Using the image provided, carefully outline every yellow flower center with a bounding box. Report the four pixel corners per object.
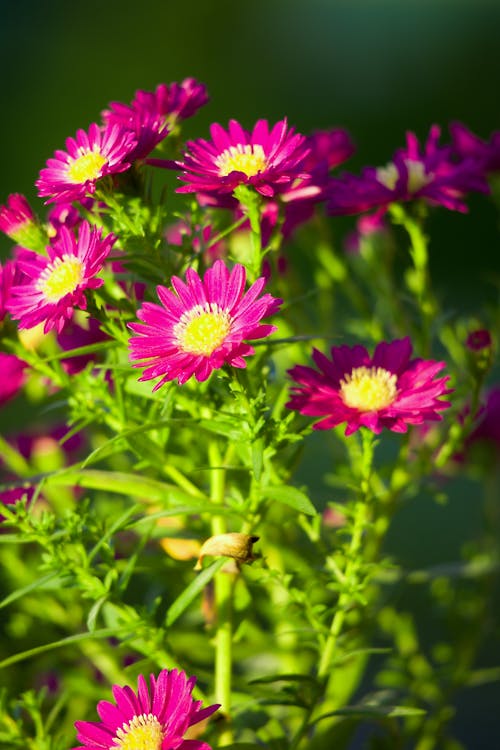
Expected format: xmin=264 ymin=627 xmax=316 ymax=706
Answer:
xmin=376 ymin=159 xmax=430 ymax=194
xmin=37 ymin=254 xmax=84 ymax=302
xmin=404 ymin=159 xmax=431 ymax=193
xmin=113 ymin=713 xmax=163 ymax=750
xmin=66 ymin=150 xmax=107 ymax=183
xmin=340 ymin=366 xmax=398 ymax=411
xmin=174 ymin=303 xmax=232 ymax=356
xmin=216 ymin=144 xmax=267 ymax=177
xmin=376 ymin=162 xmax=399 ymax=190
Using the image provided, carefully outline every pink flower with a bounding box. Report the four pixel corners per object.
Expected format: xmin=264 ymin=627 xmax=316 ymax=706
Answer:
xmin=129 ymin=259 xmax=282 ymax=386
xmin=0 ymin=259 xmax=17 ymax=320
xmin=7 ymin=221 xmax=115 ymax=333
xmin=175 ymin=118 xmax=311 ymax=199
xmin=287 ymin=337 xmax=452 ymax=435
xmin=103 ymin=78 xmax=209 ymax=159
xmin=36 ymin=123 xmax=137 ymax=204
xmin=73 ymin=668 xmax=219 ymax=750
xmin=450 ymin=122 xmax=500 ymax=173
xmin=327 ymin=125 xmax=489 ymax=216
xmin=0 ymin=353 xmax=26 ymax=406
xmin=0 ymin=193 xmax=39 ymax=245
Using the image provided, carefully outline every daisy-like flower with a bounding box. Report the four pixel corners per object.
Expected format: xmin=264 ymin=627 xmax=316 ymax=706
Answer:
xmin=36 ymin=123 xmax=137 ymax=204
xmin=287 ymin=337 xmax=452 ymax=435
xmin=129 ymin=259 xmax=282 ymax=386
xmin=73 ymin=668 xmax=219 ymax=750
xmin=327 ymin=125 xmax=489 ymax=216
xmin=7 ymin=221 xmax=115 ymax=333
xmin=175 ymin=118 xmax=311 ymax=199
xmin=450 ymin=122 xmax=500 ymax=173
xmin=103 ymin=78 xmax=209 ymax=160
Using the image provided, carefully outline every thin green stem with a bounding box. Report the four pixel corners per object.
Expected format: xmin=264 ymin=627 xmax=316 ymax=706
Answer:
xmin=208 ymin=440 xmax=234 ymax=744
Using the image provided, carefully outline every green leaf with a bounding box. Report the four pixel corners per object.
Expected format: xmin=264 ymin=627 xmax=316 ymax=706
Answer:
xmin=0 ymin=628 xmax=126 ymax=670
xmin=314 ymin=705 xmax=427 ymax=723
xmin=0 ymin=572 xmax=61 ymax=610
xmin=261 ymin=485 xmax=317 ymax=516
xmin=165 ymin=558 xmax=226 ymax=627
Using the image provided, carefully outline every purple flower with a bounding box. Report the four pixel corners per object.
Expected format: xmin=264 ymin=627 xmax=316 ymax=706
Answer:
xmin=36 ymin=123 xmax=137 ymax=204
xmin=7 ymin=221 xmax=115 ymax=333
xmin=175 ymin=118 xmax=311 ymax=199
xmin=287 ymin=337 xmax=452 ymax=435
xmin=466 ymin=329 xmax=492 ymax=352
xmin=450 ymin=122 xmax=500 ymax=173
xmin=0 ymin=353 xmax=26 ymax=406
xmin=72 ymin=668 xmax=219 ymax=750
xmin=103 ymin=78 xmax=209 ymax=160
xmin=129 ymin=259 xmax=282 ymax=386
xmin=328 ymin=125 xmax=489 ymax=216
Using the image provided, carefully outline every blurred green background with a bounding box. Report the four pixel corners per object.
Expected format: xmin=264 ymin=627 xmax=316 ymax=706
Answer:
xmin=1 ymin=0 xmax=500 ymax=300
xmin=1 ymin=1 xmax=500 ymax=747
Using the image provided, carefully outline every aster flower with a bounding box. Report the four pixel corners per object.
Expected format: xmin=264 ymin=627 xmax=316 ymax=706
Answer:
xmin=175 ymin=118 xmax=311 ymax=199
xmin=73 ymin=668 xmax=219 ymax=750
xmin=129 ymin=259 xmax=282 ymax=386
xmin=103 ymin=78 xmax=209 ymax=160
xmin=450 ymin=122 xmax=500 ymax=173
xmin=287 ymin=337 xmax=452 ymax=435
xmin=0 ymin=353 xmax=26 ymax=406
xmin=0 ymin=259 xmax=16 ymax=320
xmin=327 ymin=125 xmax=489 ymax=216
xmin=7 ymin=221 xmax=115 ymax=333
xmin=0 ymin=193 xmax=44 ymax=248
xmin=36 ymin=123 xmax=137 ymax=204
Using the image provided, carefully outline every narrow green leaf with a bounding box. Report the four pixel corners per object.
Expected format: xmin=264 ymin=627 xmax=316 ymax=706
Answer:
xmin=261 ymin=485 xmax=317 ymax=516
xmin=0 ymin=628 xmax=126 ymax=670
xmin=0 ymin=572 xmax=61 ymax=610
xmin=165 ymin=558 xmax=226 ymax=627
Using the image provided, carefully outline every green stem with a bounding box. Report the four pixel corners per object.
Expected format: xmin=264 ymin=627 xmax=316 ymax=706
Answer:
xmin=318 ymin=430 xmax=375 ymax=681
xmin=208 ymin=440 xmax=234 ymax=743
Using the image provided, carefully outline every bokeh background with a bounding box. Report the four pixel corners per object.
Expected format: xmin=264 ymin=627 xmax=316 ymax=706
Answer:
xmin=1 ymin=1 xmax=500 ymax=747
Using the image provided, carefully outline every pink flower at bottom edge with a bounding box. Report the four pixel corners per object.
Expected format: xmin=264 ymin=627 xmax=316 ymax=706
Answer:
xmin=72 ymin=668 xmax=219 ymax=750
xmin=287 ymin=337 xmax=453 ymax=436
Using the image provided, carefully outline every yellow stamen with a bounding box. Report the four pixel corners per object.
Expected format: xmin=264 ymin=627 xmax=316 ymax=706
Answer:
xmin=405 ymin=159 xmax=431 ymax=193
xmin=340 ymin=366 xmax=398 ymax=411
xmin=66 ymin=150 xmax=107 ymax=183
xmin=113 ymin=713 xmax=163 ymax=750
xmin=37 ymin=254 xmax=84 ymax=303
xmin=376 ymin=162 xmax=399 ymax=190
xmin=216 ymin=144 xmax=267 ymax=177
xmin=174 ymin=303 xmax=232 ymax=356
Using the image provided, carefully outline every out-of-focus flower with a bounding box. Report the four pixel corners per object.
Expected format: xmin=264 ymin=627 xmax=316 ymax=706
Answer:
xmin=467 ymin=386 xmax=500 ymax=449
xmin=287 ymin=337 xmax=452 ymax=435
xmin=165 ymin=220 xmax=227 ymax=262
xmin=36 ymin=123 xmax=137 ymax=204
xmin=72 ymin=668 xmax=219 ymax=750
xmin=175 ymin=118 xmax=311 ymax=199
xmin=8 ymin=221 xmax=115 ymax=333
xmin=0 ymin=194 xmax=45 ymax=249
xmin=0 ymin=259 xmax=16 ymax=320
xmin=0 ymin=353 xmax=26 ymax=406
xmin=328 ymin=125 xmax=489 ymax=216
xmin=129 ymin=259 xmax=281 ymax=386
xmin=103 ymin=78 xmax=209 ymax=160
xmin=466 ymin=329 xmax=492 ymax=352
xmin=450 ymin=122 xmax=500 ymax=173
xmin=57 ymin=316 xmax=109 ymax=374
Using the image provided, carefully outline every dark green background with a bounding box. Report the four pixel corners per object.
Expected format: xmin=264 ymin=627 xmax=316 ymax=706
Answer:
xmin=1 ymin=1 xmax=499 ymax=747
xmin=2 ymin=0 xmax=500 ymax=299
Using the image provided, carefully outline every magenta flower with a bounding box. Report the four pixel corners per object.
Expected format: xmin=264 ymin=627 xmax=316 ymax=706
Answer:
xmin=287 ymin=337 xmax=452 ymax=435
xmin=175 ymin=118 xmax=311 ymax=199
xmin=7 ymin=221 xmax=115 ymax=333
xmin=129 ymin=259 xmax=282 ymax=386
xmin=327 ymin=125 xmax=489 ymax=216
xmin=450 ymin=122 xmax=500 ymax=173
xmin=0 ymin=259 xmax=16 ymax=320
xmin=73 ymin=668 xmax=219 ymax=750
xmin=103 ymin=78 xmax=209 ymax=160
xmin=0 ymin=353 xmax=26 ymax=406
xmin=36 ymin=123 xmax=137 ymax=204
xmin=0 ymin=193 xmax=40 ymax=246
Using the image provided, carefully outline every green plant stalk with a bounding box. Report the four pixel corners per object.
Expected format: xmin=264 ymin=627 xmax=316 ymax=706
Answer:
xmin=208 ymin=440 xmax=234 ymax=744
xmin=318 ymin=429 xmax=375 ymax=682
